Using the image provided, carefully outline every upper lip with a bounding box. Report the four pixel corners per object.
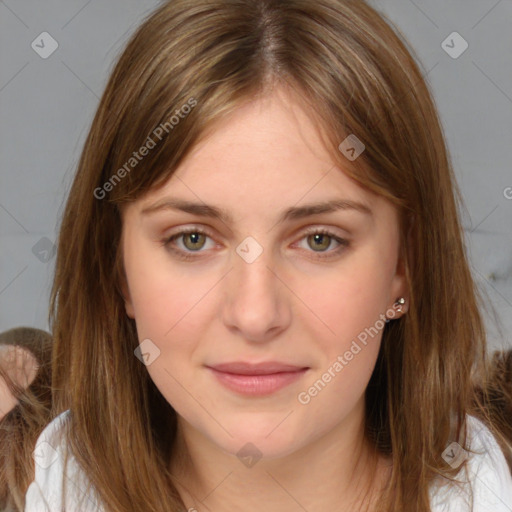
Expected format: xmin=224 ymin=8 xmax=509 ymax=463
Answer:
xmin=207 ymin=362 xmax=309 ymax=375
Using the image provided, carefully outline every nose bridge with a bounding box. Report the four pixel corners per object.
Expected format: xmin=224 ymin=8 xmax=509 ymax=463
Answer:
xmin=231 ymin=240 xmax=279 ymax=307
xmin=222 ymin=237 xmax=289 ymax=341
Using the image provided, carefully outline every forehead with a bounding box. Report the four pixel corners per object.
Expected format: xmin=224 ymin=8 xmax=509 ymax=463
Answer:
xmin=137 ymin=90 xmax=376 ymax=207
xmin=121 ymin=87 xmax=398 ymax=236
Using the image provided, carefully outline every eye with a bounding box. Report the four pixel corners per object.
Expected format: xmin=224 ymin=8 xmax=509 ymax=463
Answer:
xmin=295 ymin=228 xmax=349 ymax=258
xmin=162 ymin=227 xmax=216 ymax=260
xmin=162 ymin=226 xmax=349 ymax=261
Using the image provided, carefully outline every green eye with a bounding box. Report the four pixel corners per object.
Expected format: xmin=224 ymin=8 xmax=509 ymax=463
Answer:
xmin=163 ymin=227 xmax=349 ymax=262
xmin=163 ymin=228 xmax=214 ymax=260
xmin=307 ymin=233 xmax=332 ymax=251
xmin=182 ymin=232 xmax=207 ymax=251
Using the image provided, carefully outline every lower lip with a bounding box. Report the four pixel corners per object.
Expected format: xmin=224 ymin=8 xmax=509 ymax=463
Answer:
xmin=208 ymin=368 xmax=308 ymax=396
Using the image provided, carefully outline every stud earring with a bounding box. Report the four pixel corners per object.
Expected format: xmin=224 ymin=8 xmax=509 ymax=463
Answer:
xmin=395 ymin=297 xmax=406 ymax=313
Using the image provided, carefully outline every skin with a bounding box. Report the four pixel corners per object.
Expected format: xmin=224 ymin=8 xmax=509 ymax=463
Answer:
xmin=120 ymin=85 xmax=409 ymax=511
xmin=0 ymin=345 xmax=39 ymax=420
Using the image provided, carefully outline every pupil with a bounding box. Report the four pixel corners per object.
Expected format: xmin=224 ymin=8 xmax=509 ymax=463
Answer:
xmin=310 ymin=234 xmax=329 ymax=251
xmin=185 ymin=232 xmax=204 ymax=250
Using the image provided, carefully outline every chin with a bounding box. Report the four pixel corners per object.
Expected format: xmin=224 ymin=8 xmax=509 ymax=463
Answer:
xmin=208 ymin=419 xmax=305 ymax=462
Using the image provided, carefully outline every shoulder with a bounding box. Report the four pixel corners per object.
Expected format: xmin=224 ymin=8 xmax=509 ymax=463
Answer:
xmin=24 ymin=410 xmax=103 ymax=512
xmin=430 ymin=414 xmax=512 ymax=511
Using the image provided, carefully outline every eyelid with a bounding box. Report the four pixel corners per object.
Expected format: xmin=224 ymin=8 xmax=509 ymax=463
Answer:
xmin=297 ymin=225 xmax=348 ymax=239
xmin=162 ymin=225 xmax=217 ymax=249
xmin=291 ymin=226 xmax=349 ymax=259
xmin=164 ymin=225 xmax=214 ymax=239
xmin=162 ymin=223 xmax=349 ymax=240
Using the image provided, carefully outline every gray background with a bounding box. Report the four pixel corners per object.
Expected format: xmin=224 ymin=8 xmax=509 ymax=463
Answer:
xmin=1 ymin=0 xmax=511 ymax=350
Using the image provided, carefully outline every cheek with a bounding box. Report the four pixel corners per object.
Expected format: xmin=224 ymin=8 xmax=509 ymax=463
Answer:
xmin=290 ymin=250 xmax=392 ymax=414
xmin=294 ymin=251 xmax=391 ymax=351
xmin=124 ymin=239 xmax=215 ymax=339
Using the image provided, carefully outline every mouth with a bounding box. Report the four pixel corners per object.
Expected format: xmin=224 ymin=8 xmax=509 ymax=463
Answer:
xmin=206 ymin=362 xmax=310 ymax=396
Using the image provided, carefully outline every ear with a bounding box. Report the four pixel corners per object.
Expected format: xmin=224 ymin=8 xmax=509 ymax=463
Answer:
xmin=116 ymin=258 xmax=135 ymax=319
xmin=389 ymin=214 xmax=413 ymax=315
xmin=116 ymin=229 xmax=136 ymax=319
xmin=120 ymin=274 xmax=135 ymax=319
xmin=390 ymin=253 xmax=409 ymax=314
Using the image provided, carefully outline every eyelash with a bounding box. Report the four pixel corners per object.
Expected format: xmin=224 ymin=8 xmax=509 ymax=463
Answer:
xmin=161 ymin=226 xmax=349 ymax=262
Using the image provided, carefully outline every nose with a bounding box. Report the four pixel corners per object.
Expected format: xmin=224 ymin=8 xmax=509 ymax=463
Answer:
xmin=221 ymin=246 xmax=291 ymax=343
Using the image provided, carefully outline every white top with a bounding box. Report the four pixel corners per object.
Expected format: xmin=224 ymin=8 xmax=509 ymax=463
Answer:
xmin=25 ymin=411 xmax=512 ymax=511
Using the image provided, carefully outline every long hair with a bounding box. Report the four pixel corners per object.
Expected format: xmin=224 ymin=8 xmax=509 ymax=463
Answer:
xmin=49 ymin=1 xmax=512 ymax=510
xmin=0 ymin=327 xmax=53 ymax=512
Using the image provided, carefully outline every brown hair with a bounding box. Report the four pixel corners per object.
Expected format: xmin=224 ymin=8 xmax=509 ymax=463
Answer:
xmin=49 ymin=0 xmax=512 ymax=510
xmin=0 ymin=327 xmax=53 ymax=512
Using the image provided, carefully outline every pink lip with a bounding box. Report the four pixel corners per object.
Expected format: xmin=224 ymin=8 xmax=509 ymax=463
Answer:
xmin=206 ymin=362 xmax=309 ymax=396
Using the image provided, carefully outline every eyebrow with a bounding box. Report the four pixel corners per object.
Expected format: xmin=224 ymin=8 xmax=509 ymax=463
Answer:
xmin=141 ymin=197 xmax=373 ymax=224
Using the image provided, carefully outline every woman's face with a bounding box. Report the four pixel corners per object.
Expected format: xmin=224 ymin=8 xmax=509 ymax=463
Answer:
xmin=121 ymin=87 xmax=408 ymax=459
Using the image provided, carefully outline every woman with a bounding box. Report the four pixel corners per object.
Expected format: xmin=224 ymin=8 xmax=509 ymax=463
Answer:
xmin=24 ymin=0 xmax=512 ymax=510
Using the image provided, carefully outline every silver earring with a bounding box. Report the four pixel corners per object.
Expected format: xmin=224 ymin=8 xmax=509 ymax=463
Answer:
xmin=395 ymin=297 xmax=405 ymax=313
